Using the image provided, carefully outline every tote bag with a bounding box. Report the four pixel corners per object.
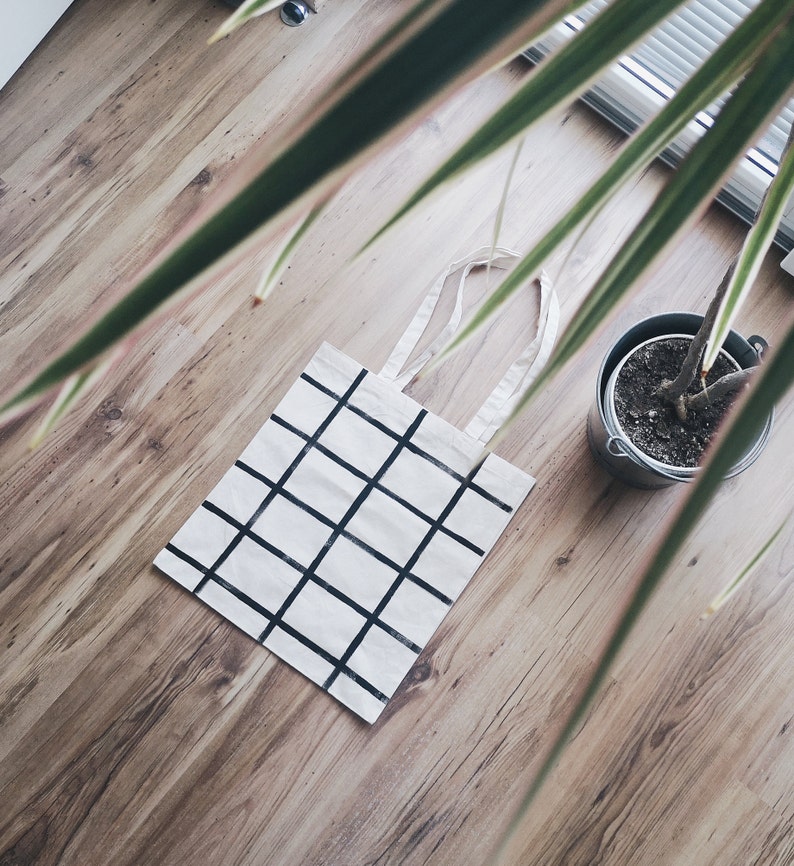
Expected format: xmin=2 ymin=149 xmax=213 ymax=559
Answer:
xmin=154 ymin=248 xmax=559 ymax=723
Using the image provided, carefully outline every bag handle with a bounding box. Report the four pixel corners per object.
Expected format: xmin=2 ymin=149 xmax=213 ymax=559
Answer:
xmin=464 ymin=268 xmax=558 ymax=443
xmin=379 ymin=247 xmax=559 ymax=444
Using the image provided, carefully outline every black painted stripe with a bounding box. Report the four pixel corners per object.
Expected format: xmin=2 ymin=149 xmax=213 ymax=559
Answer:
xmin=300 ymin=372 xmax=512 ymax=513
xmin=191 ymin=369 xmax=368 ymax=595
xmin=225 ymin=463 xmax=454 ymax=606
xmin=323 ymin=461 xmax=486 ymax=692
xmin=257 ymin=408 xmax=428 ymax=648
xmin=267 ymin=415 xmax=485 ymax=556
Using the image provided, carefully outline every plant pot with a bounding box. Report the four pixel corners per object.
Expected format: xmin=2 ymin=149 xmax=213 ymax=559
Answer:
xmin=587 ymin=312 xmax=774 ymax=489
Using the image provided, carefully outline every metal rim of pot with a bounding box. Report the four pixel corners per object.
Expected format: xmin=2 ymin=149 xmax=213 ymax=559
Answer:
xmin=603 ymin=333 xmax=742 ymax=481
xmin=587 ymin=312 xmax=775 ymax=489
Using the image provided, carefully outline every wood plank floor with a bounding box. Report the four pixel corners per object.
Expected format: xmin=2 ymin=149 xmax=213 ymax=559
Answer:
xmin=1 ymin=2 xmax=792 ymax=864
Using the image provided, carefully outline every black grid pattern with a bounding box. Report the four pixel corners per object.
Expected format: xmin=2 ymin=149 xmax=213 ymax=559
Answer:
xmin=156 ymin=348 xmax=530 ymax=723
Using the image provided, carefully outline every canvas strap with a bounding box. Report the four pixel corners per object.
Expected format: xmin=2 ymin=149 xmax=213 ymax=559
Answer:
xmin=379 ymin=247 xmax=560 ymax=444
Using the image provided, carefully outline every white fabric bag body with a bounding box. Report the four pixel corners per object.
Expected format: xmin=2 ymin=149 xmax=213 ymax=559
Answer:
xmin=154 ymin=249 xmax=559 ymax=723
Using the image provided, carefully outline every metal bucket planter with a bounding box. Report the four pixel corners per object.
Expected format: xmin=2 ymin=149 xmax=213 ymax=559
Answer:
xmin=587 ymin=312 xmax=774 ymax=489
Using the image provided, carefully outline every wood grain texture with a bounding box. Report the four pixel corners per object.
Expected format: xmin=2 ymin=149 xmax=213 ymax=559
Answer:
xmin=1 ymin=2 xmax=792 ymax=864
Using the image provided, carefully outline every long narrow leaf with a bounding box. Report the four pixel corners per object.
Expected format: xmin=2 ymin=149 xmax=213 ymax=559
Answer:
xmin=491 ymin=16 xmax=794 ymax=443
xmin=367 ymin=0 xmax=692 ymax=247
xmin=28 ymin=353 xmax=119 ymax=449
xmin=701 ymin=122 xmax=794 ymax=373
xmin=322 ymin=0 xmax=444 ymax=91
xmin=494 ymin=310 xmax=794 ymax=863
xmin=0 ymin=0 xmax=581 ymax=420
xmin=436 ymin=0 xmax=794 ymax=366
xmin=254 ymin=202 xmax=325 ymax=302
xmin=701 ymin=513 xmax=791 ymax=618
xmin=209 ymin=0 xmax=284 ymax=44
xmin=489 ymin=138 xmax=525 ymax=272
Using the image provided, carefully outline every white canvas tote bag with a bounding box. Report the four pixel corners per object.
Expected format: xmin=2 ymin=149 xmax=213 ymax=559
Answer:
xmin=154 ymin=248 xmax=559 ymax=723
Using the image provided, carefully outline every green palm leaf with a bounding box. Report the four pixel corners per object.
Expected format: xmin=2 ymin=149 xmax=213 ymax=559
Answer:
xmin=254 ymin=203 xmax=326 ymax=302
xmin=488 ymin=138 xmax=525 ymax=268
xmin=490 ymin=14 xmax=794 ymax=443
xmin=701 ymin=514 xmax=791 ymax=617
xmin=701 ymin=124 xmax=794 ymax=374
xmin=367 ymin=0 xmax=695 ymax=248
xmin=434 ymin=0 xmax=794 ymax=370
xmin=209 ymin=0 xmax=285 ymax=44
xmin=0 ymin=0 xmax=581 ymax=421
xmin=28 ymin=353 xmax=120 ymax=449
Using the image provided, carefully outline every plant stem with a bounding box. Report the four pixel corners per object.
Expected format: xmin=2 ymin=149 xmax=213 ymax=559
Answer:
xmin=657 ymin=120 xmax=794 ymax=418
xmin=685 ymin=366 xmax=755 ymax=411
xmin=656 ymin=261 xmax=735 ymax=415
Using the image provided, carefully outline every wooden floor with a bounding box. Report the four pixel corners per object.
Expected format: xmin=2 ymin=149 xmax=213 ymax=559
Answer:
xmin=1 ymin=2 xmax=793 ymax=864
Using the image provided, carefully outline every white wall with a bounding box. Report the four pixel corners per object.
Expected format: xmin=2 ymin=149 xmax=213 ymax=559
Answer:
xmin=1 ymin=0 xmax=74 ymax=91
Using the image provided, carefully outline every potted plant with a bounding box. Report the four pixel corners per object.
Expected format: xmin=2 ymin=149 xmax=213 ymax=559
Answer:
xmin=584 ymin=109 xmax=792 ymax=488
xmin=588 ymin=288 xmax=773 ymax=489
xmin=582 ymin=109 xmax=792 ymax=488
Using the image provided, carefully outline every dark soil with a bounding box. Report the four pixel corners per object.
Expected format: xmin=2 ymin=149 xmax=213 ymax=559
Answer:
xmin=613 ymin=337 xmax=738 ymax=468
